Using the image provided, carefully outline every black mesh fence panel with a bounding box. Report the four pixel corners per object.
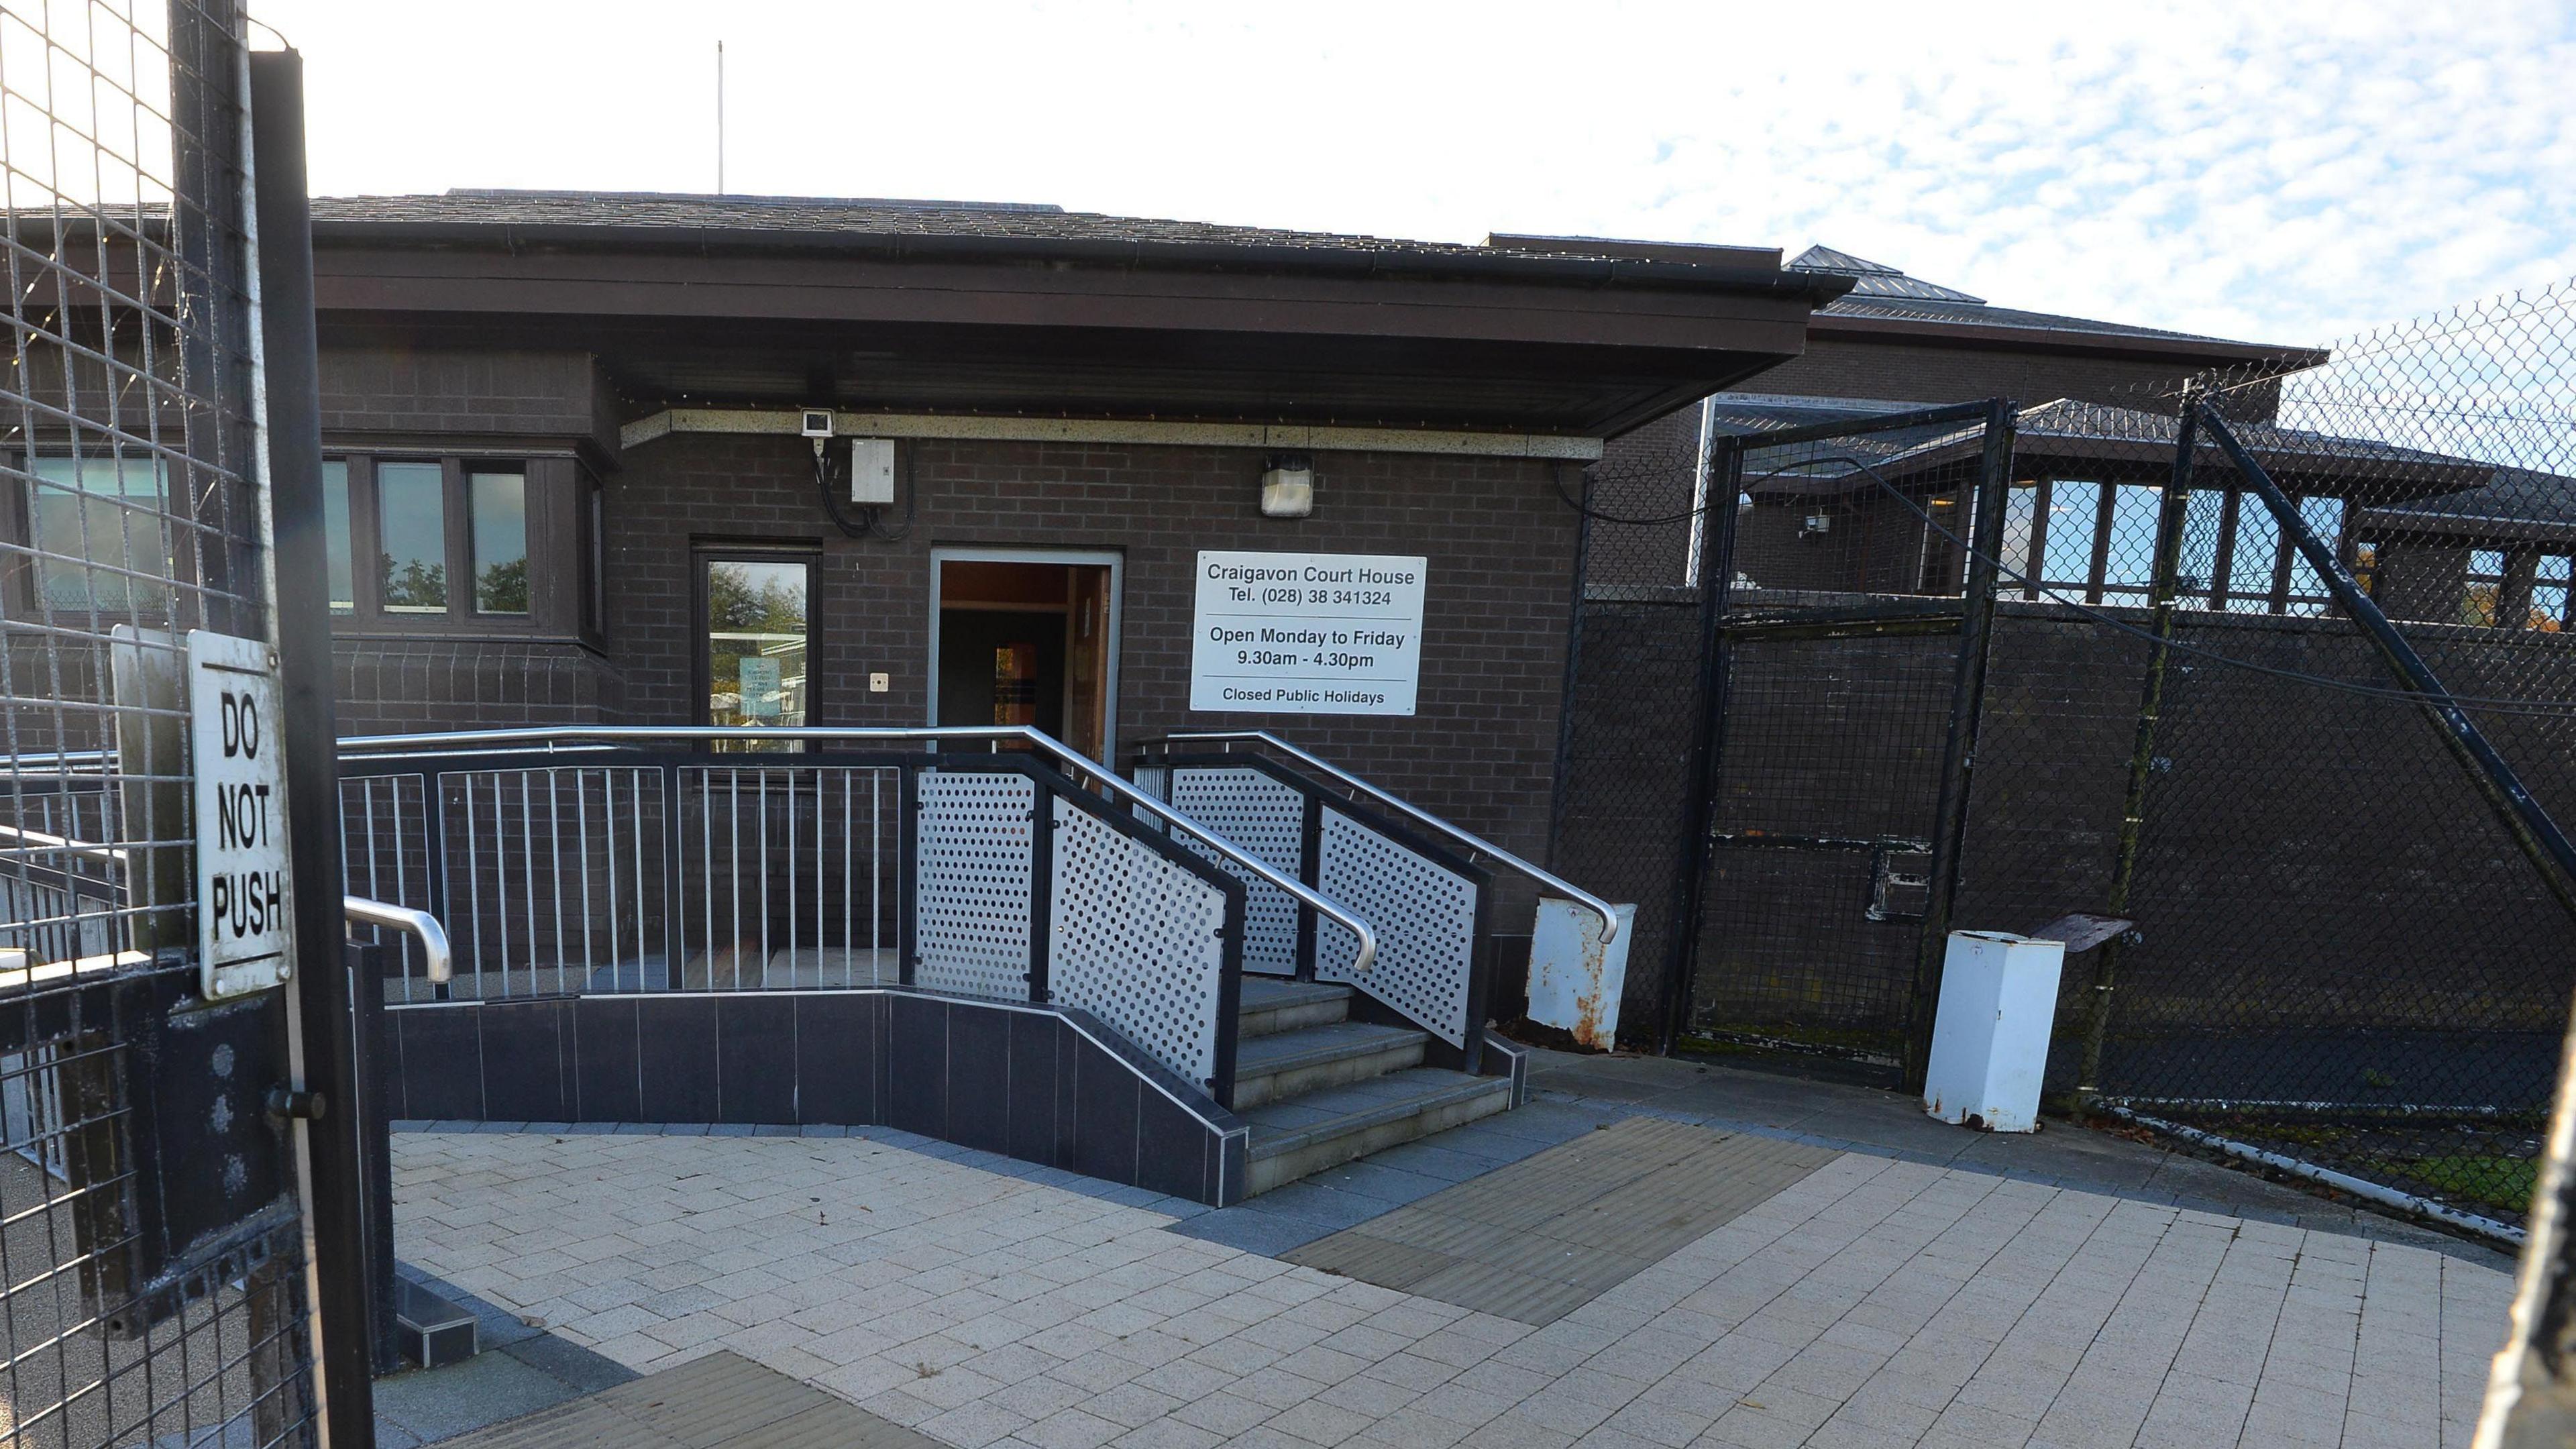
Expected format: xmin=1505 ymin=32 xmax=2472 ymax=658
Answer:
xmin=0 ymin=2 xmax=321 ymax=1441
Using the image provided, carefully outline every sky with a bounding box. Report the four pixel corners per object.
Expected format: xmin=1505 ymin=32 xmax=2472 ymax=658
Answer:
xmin=244 ymin=0 xmax=2576 ymax=350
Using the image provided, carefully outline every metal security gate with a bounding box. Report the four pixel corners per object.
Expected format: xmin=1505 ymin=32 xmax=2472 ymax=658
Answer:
xmin=1 ymin=5 xmax=358 ymax=1445
xmin=1552 ymin=399 xmax=2015 ymax=1074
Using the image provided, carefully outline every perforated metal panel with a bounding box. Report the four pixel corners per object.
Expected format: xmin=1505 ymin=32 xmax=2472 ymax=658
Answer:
xmin=914 ymin=769 xmax=1036 ymax=1000
xmin=1049 ymin=796 xmax=1232 ymax=1088
xmin=1170 ymin=767 xmax=1307 ymax=977
xmin=1316 ymin=808 xmax=1479 ymax=1046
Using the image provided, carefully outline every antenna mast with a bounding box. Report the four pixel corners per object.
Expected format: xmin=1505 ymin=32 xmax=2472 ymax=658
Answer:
xmin=716 ymin=40 xmax=726 ymax=193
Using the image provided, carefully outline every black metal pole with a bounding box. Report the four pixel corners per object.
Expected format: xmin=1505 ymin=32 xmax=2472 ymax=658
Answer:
xmin=1656 ymin=436 xmax=1743 ymax=1057
xmin=2202 ymin=408 xmax=2576 ymax=917
xmin=249 ymin=46 xmax=375 ymax=1445
xmin=2075 ymin=394 xmax=2200 ymax=1112
xmin=1902 ymin=398 xmax=2018 ymax=1092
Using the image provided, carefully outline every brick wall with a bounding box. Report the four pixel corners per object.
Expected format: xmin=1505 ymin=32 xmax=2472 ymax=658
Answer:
xmin=319 ymin=348 xmax=616 ymax=451
xmin=1553 ymin=590 xmax=2576 ymax=1069
xmin=602 ymin=431 xmax=1584 ymax=883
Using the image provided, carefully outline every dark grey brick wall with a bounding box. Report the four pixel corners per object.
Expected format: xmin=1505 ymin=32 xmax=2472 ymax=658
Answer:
xmin=1553 ymin=593 xmax=2576 ymax=1063
xmin=600 ymin=432 xmax=1582 ymax=882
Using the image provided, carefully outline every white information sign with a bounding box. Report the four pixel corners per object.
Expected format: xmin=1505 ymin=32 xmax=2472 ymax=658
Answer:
xmin=189 ymin=629 xmax=294 ymax=999
xmin=1189 ymin=550 xmax=1428 ymax=716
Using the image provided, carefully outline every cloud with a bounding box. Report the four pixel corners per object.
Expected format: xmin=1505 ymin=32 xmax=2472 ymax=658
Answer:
xmin=251 ymin=0 xmax=2576 ymax=347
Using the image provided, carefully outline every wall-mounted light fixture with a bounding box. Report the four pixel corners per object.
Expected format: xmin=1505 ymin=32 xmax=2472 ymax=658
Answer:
xmin=1260 ymin=452 xmax=1314 ymax=518
xmin=1801 ymin=512 xmax=1834 ymax=539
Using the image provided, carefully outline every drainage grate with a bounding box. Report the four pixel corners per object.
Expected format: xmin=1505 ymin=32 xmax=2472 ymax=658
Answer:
xmin=1287 ymin=1116 xmax=1836 ymax=1324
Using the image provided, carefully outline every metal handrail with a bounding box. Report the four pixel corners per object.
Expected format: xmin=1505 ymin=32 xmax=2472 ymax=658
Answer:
xmin=335 ymin=723 xmax=1380 ymax=974
xmin=344 ymin=896 xmax=452 ymax=985
xmin=1147 ymin=729 xmax=1621 ymax=943
xmin=0 ymin=821 xmax=455 ymax=985
xmin=0 ymin=821 xmax=127 ymax=865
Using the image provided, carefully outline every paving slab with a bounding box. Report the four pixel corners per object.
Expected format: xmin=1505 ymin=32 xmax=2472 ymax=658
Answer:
xmin=394 ymin=1118 xmax=2513 ymax=1448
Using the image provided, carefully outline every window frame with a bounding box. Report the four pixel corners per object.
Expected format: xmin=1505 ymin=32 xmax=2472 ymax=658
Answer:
xmin=319 ymin=451 xmax=575 ymax=636
xmin=693 ymin=543 xmax=822 ymax=735
xmin=9 ymin=450 xmax=184 ymax=621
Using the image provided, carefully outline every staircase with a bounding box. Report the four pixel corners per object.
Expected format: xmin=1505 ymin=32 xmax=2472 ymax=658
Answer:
xmin=1233 ymin=978 xmax=1515 ymax=1196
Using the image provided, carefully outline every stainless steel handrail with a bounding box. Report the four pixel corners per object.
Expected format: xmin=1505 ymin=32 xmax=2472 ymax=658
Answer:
xmin=0 ymin=822 xmax=456 ymax=985
xmin=1147 ymin=729 xmax=1621 ymax=943
xmin=0 ymin=821 xmax=127 ymax=865
xmin=345 ymin=896 xmax=453 ymax=985
xmin=336 ymin=723 xmax=1380 ymax=974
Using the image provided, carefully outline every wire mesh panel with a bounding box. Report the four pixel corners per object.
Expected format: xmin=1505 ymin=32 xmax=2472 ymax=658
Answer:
xmin=1167 ymin=765 xmax=1302 ymax=978
xmin=1 ymin=1 xmax=320 ymax=1443
xmin=913 ymin=767 xmax=1034 ymax=1001
xmin=1313 ymin=807 xmax=1480 ymax=1048
xmin=1048 ymin=794 xmax=1231 ymax=1091
xmin=1546 ymin=412 xmax=1713 ymax=1049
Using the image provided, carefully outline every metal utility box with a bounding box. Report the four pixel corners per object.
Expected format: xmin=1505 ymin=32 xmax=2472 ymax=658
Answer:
xmin=1526 ymin=899 xmax=1635 ymax=1051
xmin=1923 ymin=930 xmax=2065 ymax=1132
xmin=850 ymin=437 xmax=896 ymax=504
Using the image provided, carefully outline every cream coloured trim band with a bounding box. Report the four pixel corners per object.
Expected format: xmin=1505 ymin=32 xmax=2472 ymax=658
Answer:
xmin=619 ymin=407 xmax=1605 ymax=461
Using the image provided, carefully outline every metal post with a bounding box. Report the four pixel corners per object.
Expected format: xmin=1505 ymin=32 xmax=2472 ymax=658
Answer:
xmin=1902 ymin=398 xmax=2019 ymax=1091
xmin=661 ymin=761 xmax=686 ymax=986
xmin=346 ymin=939 xmax=397 ymax=1374
xmin=1656 ymin=437 xmax=1743 ymax=1056
xmin=2203 ymin=408 xmax=2576 ymax=915
xmin=1026 ymin=775 xmax=1054 ymax=1003
xmin=249 ymin=47 xmax=374 ymax=1443
xmin=2076 ymin=394 xmax=2200 ymax=1110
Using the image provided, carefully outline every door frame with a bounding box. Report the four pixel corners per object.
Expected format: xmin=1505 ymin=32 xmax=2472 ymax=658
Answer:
xmin=928 ymin=546 xmax=1124 ymax=758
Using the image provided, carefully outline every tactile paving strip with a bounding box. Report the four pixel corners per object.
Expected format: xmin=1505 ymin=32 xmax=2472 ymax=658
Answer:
xmin=444 ymin=1349 xmax=938 ymax=1448
xmin=1285 ymin=1116 xmax=1837 ymax=1326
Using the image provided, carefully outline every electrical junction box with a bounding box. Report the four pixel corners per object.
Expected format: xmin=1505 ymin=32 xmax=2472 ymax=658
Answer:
xmin=850 ymin=437 xmax=895 ymax=505
xmin=1922 ymin=930 xmax=2065 ymax=1132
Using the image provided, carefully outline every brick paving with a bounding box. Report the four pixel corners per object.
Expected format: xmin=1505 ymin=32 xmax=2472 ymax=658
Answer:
xmin=392 ymin=1126 xmax=2511 ymax=1448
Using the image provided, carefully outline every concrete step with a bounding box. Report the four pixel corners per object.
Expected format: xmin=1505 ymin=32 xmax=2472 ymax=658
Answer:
xmin=1231 ymin=1020 xmax=1428 ymax=1109
xmin=1242 ymin=1068 xmax=1514 ymax=1196
xmin=1237 ymin=977 xmax=1351 ymax=1038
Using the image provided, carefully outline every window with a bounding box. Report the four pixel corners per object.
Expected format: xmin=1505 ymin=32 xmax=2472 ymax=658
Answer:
xmin=2101 ymin=484 xmax=2164 ymax=602
xmin=2224 ymin=495 xmax=2282 ymax=613
xmin=325 ymin=453 xmax=568 ymax=630
xmin=2283 ymin=496 xmax=2343 ymax=616
xmin=2536 ymin=555 xmax=2571 ymax=632
xmin=469 ymin=469 xmax=527 ymax=615
xmin=2463 ymin=549 xmax=2505 ymax=627
xmin=25 ymin=455 xmax=170 ymax=612
xmin=376 ymin=461 xmax=447 ymax=613
xmin=322 ymin=460 xmax=354 ymax=614
xmin=2039 ymin=480 xmax=2099 ymax=590
xmin=2463 ymin=549 xmax=2574 ymax=631
xmin=702 ymin=555 xmax=810 ymax=745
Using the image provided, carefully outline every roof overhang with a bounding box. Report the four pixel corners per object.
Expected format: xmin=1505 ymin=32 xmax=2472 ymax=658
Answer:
xmin=303 ymin=220 xmax=1847 ymax=437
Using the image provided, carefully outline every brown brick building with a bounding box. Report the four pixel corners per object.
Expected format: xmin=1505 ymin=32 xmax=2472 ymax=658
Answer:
xmin=284 ymin=192 xmax=1851 ymax=892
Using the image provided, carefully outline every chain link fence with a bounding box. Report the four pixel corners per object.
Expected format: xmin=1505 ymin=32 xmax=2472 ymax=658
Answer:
xmin=2039 ymin=285 xmax=2576 ymax=1235
xmin=1 ymin=1 xmax=323 ymax=1442
xmin=1552 ymin=280 xmax=2576 ymax=1242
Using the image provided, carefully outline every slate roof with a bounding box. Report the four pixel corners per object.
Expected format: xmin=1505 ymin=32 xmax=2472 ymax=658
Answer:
xmin=305 ymin=191 xmax=1836 ymax=294
xmin=1785 ymin=245 xmax=2310 ymax=356
xmin=2369 ymin=469 xmax=2576 ymax=537
xmin=1708 ymin=392 xmax=2508 ymax=500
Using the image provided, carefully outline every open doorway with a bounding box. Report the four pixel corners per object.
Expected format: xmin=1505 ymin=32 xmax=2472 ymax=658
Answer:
xmin=930 ymin=549 xmax=1120 ymax=759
